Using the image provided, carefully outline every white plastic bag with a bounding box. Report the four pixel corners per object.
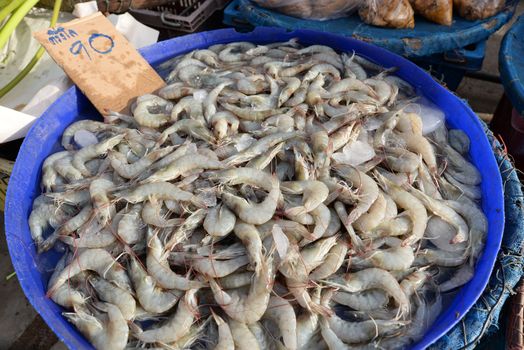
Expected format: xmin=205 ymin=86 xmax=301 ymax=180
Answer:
xmin=252 ymin=0 xmax=364 ymax=21
xmin=454 ymin=0 xmax=504 ymax=20
xmin=359 ymin=0 xmax=415 ymax=28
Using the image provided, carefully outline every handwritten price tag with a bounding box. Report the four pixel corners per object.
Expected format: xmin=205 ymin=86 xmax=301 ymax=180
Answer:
xmin=34 ymin=12 xmax=165 ymax=115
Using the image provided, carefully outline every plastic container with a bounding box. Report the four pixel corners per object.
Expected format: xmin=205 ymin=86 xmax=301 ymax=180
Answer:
xmin=128 ymin=0 xmax=229 ymax=32
xmin=413 ymin=40 xmax=486 ymax=90
xmin=236 ymin=0 xmax=517 ymax=58
xmin=223 ymin=0 xmax=253 ymax=31
xmin=492 ymin=14 xmax=524 ymax=170
xmin=5 ymin=27 xmax=504 ymax=350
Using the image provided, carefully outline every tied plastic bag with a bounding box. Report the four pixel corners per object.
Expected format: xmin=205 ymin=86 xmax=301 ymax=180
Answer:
xmin=410 ymin=0 xmax=453 ymax=25
xmin=454 ymin=0 xmax=504 ymax=20
xmin=252 ymin=0 xmax=364 ymax=21
xmin=359 ymin=0 xmax=415 ymax=28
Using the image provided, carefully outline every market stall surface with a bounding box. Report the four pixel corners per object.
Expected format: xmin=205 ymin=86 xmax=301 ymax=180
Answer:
xmin=1 ymin=2 xmax=523 ymax=348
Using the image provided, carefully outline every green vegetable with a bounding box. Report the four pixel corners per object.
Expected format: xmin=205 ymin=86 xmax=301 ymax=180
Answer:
xmin=0 ymin=0 xmax=63 ymax=99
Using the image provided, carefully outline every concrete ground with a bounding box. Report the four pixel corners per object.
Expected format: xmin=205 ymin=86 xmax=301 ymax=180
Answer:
xmin=1 ymin=3 xmax=523 ymax=349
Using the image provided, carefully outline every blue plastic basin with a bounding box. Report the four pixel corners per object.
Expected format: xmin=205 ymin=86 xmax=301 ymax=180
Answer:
xmin=5 ymin=27 xmax=504 ymax=350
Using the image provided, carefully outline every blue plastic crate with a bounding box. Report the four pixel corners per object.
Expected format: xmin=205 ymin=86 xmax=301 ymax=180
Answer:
xmin=413 ymin=40 xmax=487 ymax=90
xmin=223 ymin=0 xmax=253 ymax=31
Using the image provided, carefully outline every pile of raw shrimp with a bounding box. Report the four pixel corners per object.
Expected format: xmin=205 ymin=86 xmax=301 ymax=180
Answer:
xmin=30 ymin=39 xmax=487 ymax=350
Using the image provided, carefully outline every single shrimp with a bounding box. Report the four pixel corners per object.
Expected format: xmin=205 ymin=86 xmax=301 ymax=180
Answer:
xmin=89 ymin=178 xmax=115 ymax=227
xmin=63 ymin=303 xmax=128 ymax=350
xmin=278 ymin=77 xmax=301 ymax=107
xmin=331 ymin=289 xmax=389 ymax=311
xmin=89 ymin=275 xmax=136 ymax=320
xmin=217 ymin=271 xmax=253 ymax=290
xmin=303 ymin=203 xmax=332 ymax=244
xmin=146 ymin=229 xmax=205 ymax=290
xmin=158 ymin=82 xmax=195 ymax=100
xmin=323 ymin=268 xmax=410 ymax=317
xmin=233 ymin=221 xmax=263 ymax=272
xmin=29 ymin=196 xmax=72 ymax=248
xmin=47 ymin=254 xmax=85 ymax=307
xmin=72 ymin=134 xmax=124 ymax=176
xmin=61 ymin=120 xmax=120 ymax=150
xmin=325 ymin=301 xmax=406 ymax=344
xmin=144 ymin=154 xmax=224 ymax=183
xmin=353 ymin=192 xmax=387 ymax=233
xmin=159 ymin=119 xmax=215 ymax=145
xmin=209 ymin=168 xmax=281 ymax=225
xmin=296 ymin=288 xmax=322 ymax=349
xmin=445 ymin=199 xmax=487 ymax=266
xmin=61 ymin=226 xmax=116 ymax=249
xmin=228 ymin=319 xmax=261 ymax=350
xmin=109 ymin=146 xmax=174 ymax=179
xmin=209 ymin=253 xmax=274 ymax=324
xmin=164 ymin=209 xmax=208 ymax=251
xmin=264 ymin=295 xmax=297 ymax=350
xmin=141 ymin=198 xmax=184 ymax=227
xmin=132 ymin=95 xmax=173 ymax=128
xmin=116 ymin=204 xmax=144 ymax=245
xmin=211 ymin=310 xmax=235 ymax=350
xmin=246 ymin=142 xmax=285 ymax=169
xmin=41 ymin=151 xmax=70 ymax=191
xmin=211 ymin=111 xmax=240 ymax=140
xmin=54 ymin=155 xmax=84 ymax=182
xmin=204 ymin=203 xmax=237 ymax=238
xmin=334 ymin=164 xmax=379 ymax=225
xmin=117 ymin=182 xmax=194 ymax=203
xmin=136 ymin=289 xmax=199 ymax=343
xmin=410 ymin=187 xmax=469 ymax=244
xmin=356 ymin=244 xmax=415 ymax=271
xmin=375 ymin=172 xmax=427 ymax=246
xmin=192 ymin=255 xmax=250 ymax=278
xmin=49 ymin=249 xmax=131 ymax=294
xmin=310 ymin=241 xmax=348 ymax=280
xmin=334 ymin=201 xmax=364 ymax=251
xmin=282 ymin=180 xmax=329 ymax=216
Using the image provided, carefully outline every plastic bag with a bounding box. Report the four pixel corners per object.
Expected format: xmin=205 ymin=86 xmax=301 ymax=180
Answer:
xmin=454 ymin=0 xmax=504 ymax=20
xmin=252 ymin=0 xmax=364 ymax=21
xmin=359 ymin=0 xmax=415 ymax=28
xmin=410 ymin=0 xmax=453 ymax=25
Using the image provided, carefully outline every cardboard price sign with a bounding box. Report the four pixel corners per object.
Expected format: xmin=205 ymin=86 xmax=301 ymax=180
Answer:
xmin=34 ymin=12 xmax=165 ymax=115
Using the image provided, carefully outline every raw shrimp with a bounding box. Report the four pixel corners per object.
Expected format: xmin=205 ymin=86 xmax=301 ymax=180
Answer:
xmin=233 ymin=222 xmax=263 ymax=272
xmin=212 ymin=311 xmax=235 ymax=350
xmin=323 ymin=268 xmax=410 ymax=317
xmin=89 ymin=275 xmax=136 ymax=320
xmin=73 ymin=134 xmax=124 ymax=176
xmin=209 ymin=253 xmax=274 ymax=324
xmin=310 ymin=242 xmax=348 ymax=280
xmin=410 ymin=187 xmax=469 ymax=244
xmin=89 ymin=178 xmax=115 ymax=226
xmin=334 ymin=164 xmax=379 ymax=225
xmin=129 ymin=256 xmax=182 ymax=313
xmin=264 ymin=295 xmax=297 ymax=350
xmin=192 ymin=255 xmax=250 ymax=278
xmin=229 ymin=319 xmax=261 ymax=350
xmin=144 ymin=154 xmax=224 ymax=183
xmin=133 ymin=95 xmax=173 ymax=128
xmin=204 ymin=204 xmax=237 ymax=238
xmin=64 ymin=303 xmax=128 ymax=350
xmin=332 ymin=289 xmax=389 ymax=311
xmin=117 ymin=182 xmax=194 ymax=203
xmin=42 ymin=151 xmax=70 ymax=191
xmin=209 ymin=168 xmax=281 ymax=225
xmin=282 ymin=180 xmax=329 ymax=215
xmin=109 ymin=146 xmax=174 ymax=179
xmin=146 ymin=230 xmax=205 ymax=290
xmin=61 ymin=120 xmax=120 ymax=150
xmin=375 ymin=172 xmax=427 ymax=246
xmin=136 ymin=289 xmax=199 ymax=343
xmin=50 ymin=248 xmax=131 ymax=297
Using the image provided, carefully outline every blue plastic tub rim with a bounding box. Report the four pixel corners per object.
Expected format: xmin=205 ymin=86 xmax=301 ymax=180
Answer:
xmin=4 ymin=27 xmax=504 ymax=350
